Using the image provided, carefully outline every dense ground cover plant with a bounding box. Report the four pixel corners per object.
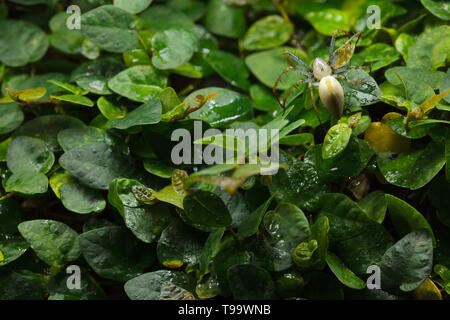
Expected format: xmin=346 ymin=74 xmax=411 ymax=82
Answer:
xmin=0 ymin=0 xmax=449 ymax=300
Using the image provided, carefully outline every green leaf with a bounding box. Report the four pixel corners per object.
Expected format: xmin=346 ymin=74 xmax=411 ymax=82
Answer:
xmin=59 ymin=143 xmax=135 ymax=190
xmin=270 ymin=151 xmax=329 ymax=211
xmin=152 ymin=29 xmax=198 ymax=70
xmin=242 ymin=15 xmax=293 ymax=51
xmin=381 ymin=229 xmax=433 ymax=292
xmin=57 ymin=126 xmax=127 ymax=153
xmin=157 ymin=219 xmax=205 ymax=268
xmin=199 ymin=227 xmax=226 ymax=277
xmin=203 ymin=50 xmax=250 ymax=90
xmin=183 ymin=190 xmax=232 ymax=227
xmin=114 ymin=0 xmax=152 ymax=14
xmin=139 ymin=5 xmax=195 ymax=33
xmin=18 ymin=219 xmax=80 ymax=267
xmin=51 ymin=95 xmax=94 ymax=107
xmin=0 ymin=271 xmax=46 ymax=300
xmin=407 ymin=25 xmax=450 ymax=70
xmin=7 ymin=136 xmax=54 ymax=174
xmin=0 ymin=235 xmax=29 ymax=267
xmin=205 ymin=0 xmax=246 ymax=38
xmin=358 ymin=191 xmax=387 ymax=223
xmin=70 ymin=59 xmax=124 ymax=95
xmin=377 ymin=141 xmax=446 ymax=190
xmin=322 ymin=123 xmax=352 ymax=159
xmin=47 ymin=80 xmax=88 ymax=96
xmin=326 ymin=252 xmax=366 ymax=290
xmin=237 ymin=194 xmax=274 ymax=239
xmin=227 ymin=264 xmax=275 ymax=300
xmin=335 ymin=222 xmax=394 ymax=276
xmin=124 ymin=270 xmax=196 ymax=300
xmin=4 ymin=171 xmax=49 ymax=195
xmin=305 ymin=9 xmax=350 ymax=36
xmin=47 ymin=267 xmax=106 ymax=300
xmin=385 ymin=194 xmax=436 ymax=247
xmin=353 ymin=43 xmax=400 ymax=72
xmin=245 ymin=47 xmax=307 ymax=90
xmin=109 ymin=100 xmax=162 ymax=130
xmin=315 ymin=193 xmax=372 ymax=242
xmin=81 ymin=5 xmax=139 ymax=53
xmin=60 ymin=181 xmax=106 ymax=214
xmin=420 ymin=0 xmax=450 ymax=21
xmin=440 ymin=68 xmax=450 ymax=104
xmin=385 ymin=67 xmax=444 ymax=90
xmin=0 ymin=20 xmax=49 ymax=67
xmin=97 ymin=96 xmax=127 ymax=119
xmin=143 ymin=158 xmax=175 ymax=178
xmin=263 ymin=203 xmax=311 ymax=253
xmin=108 ymin=65 xmax=168 ymax=103
xmin=13 ymin=115 xmax=85 ymax=152
xmin=340 ymin=69 xmax=381 ymax=108
xmin=185 ymin=87 xmax=252 ymax=128
xmin=0 ymin=103 xmax=24 ymax=134
xmin=79 ymin=226 xmax=155 ymax=282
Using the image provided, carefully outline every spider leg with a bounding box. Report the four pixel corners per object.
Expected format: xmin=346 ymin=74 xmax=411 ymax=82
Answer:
xmin=273 ymin=66 xmax=295 ymax=109
xmin=336 ymin=74 xmax=376 ymax=88
xmin=284 ymin=50 xmax=313 ymax=73
xmin=330 ymin=31 xmax=362 ymax=68
xmin=280 ymin=78 xmax=314 ymax=112
xmin=329 ymin=29 xmax=353 ymax=63
xmin=309 ymin=82 xmax=324 ymax=130
xmin=334 ymin=65 xmax=372 ymax=74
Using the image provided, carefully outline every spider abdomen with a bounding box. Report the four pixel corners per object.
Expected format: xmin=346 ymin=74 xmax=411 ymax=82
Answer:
xmin=318 ymin=76 xmax=344 ymax=119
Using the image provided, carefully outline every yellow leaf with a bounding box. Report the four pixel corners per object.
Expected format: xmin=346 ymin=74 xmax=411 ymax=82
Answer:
xmin=420 ymin=89 xmax=450 ymax=115
xmin=412 ymin=278 xmax=442 ymax=300
xmin=0 ymin=96 xmax=14 ymax=103
xmin=381 ymin=112 xmax=403 ymax=124
xmin=0 ymin=249 xmax=4 ymax=262
xmin=364 ymin=122 xmax=410 ymax=154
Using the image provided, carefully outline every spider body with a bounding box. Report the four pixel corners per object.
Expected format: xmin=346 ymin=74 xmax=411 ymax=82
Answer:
xmin=273 ymin=30 xmax=372 ymax=123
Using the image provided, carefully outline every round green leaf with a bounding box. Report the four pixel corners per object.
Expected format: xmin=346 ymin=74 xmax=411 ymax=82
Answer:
xmin=13 ymin=115 xmax=85 ymax=152
xmin=322 ymin=123 xmax=352 ymax=160
xmin=420 ymin=0 xmax=450 ymax=21
xmin=70 ymin=59 xmax=124 ymax=95
xmin=270 ymin=151 xmax=329 ymax=211
xmin=97 ymin=96 xmax=127 ymax=119
xmin=114 ymin=0 xmax=152 ymax=14
xmin=381 ymin=229 xmax=433 ymax=292
xmin=204 ymin=0 xmax=246 ymax=38
xmin=377 ymin=141 xmax=446 ymax=190
xmin=242 ymin=15 xmax=293 ymax=51
xmin=183 ymin=190 xmax=232 ymax=227
xmin=108 ymin=65 xmax=168 ymax=103
xmin=184 ymin=87 xmax=252 ymax=128
xmin=80 ymin=5 xmax=139 ymax=53
xmin=0 ymin=236 xmax=29 ymax=267
xmin=7 ymin=136 xmax=55 ymax=174
xmin=139 ymin=5 xmax=195 ymax=33
xmin=124 ymin=270 xmax=196 ymax=300
xmin=305 ymin=9 xmax=350 ymax=36
xmin=157 ymin=219 xmax=205 ymax=268
xmin=245 ymin=47 xmax=307 ymax=90
xmin=59 ymin=143 xmax=135 ymax=190
xmin=385 ymin=194 xmax=436 ymax=247
xmin=203 ymin=50 xmax=250 ymax=90
xmin=4 ymin=171 xmax=49 ymax=195
xmin=0 ymin=20 xmax=49 ymax=67
xmin=60 ymin=182 xmax=106 ymax=214
xmin=80 ymin=226 xmax=155 ymax=282
xmin=18 ymin=219 xmax=81 ymax=267
xmin=0 ymin=103 xmax=24 ymax=134
xmin=151 ymin=29 xmax=198 ymax=70
xmin=109 ymin=100 xmax=162 ymax=130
